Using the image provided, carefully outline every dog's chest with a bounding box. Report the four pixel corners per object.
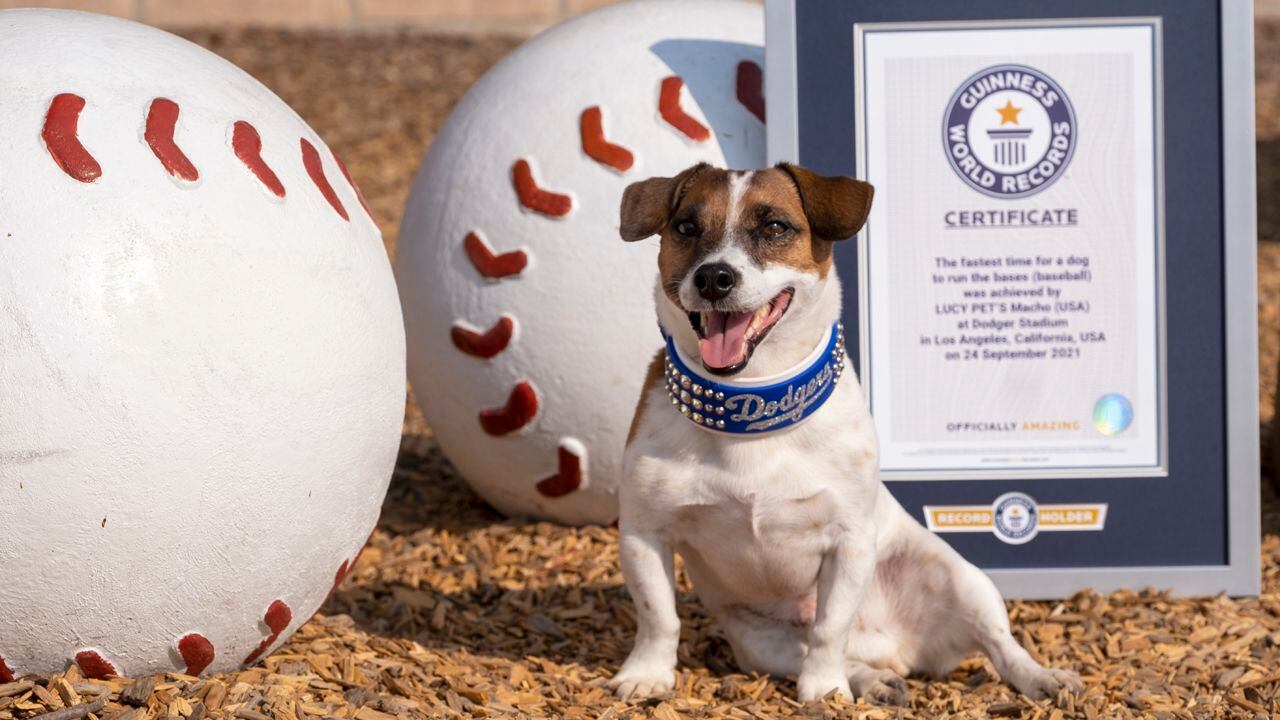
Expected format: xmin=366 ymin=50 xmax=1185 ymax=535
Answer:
xmin=656 ymin=452 xmax=842 ymax=596
xmin=667 ymin=450 xmax=842 ymax=539
xmin=627 ymin=389 xmax=878 ymax=595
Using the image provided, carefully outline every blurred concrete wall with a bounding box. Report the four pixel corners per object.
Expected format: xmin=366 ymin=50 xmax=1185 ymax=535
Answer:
xmin=0 ymin=0 xmax=1274 ymax=35
xmin=0 ymin=0 xmax=624 ymax=34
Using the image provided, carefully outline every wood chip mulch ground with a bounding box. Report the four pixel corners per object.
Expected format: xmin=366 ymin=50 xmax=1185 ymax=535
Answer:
xmin=6 ymin=26 xmax=1280 ymax=720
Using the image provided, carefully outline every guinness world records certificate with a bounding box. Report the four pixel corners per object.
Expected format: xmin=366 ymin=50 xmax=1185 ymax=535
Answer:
xmin=854 ymin=21 xmax=1164 ymax=478
xmin=765 ymin=0 xmax=1260 ymax=598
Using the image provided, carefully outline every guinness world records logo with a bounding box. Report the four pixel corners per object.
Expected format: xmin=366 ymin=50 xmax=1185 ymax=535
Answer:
xmin=992 ymin=492 xmax=1040 ymax=544
xmin=942 ymin=64 xmax=1077 ymax=199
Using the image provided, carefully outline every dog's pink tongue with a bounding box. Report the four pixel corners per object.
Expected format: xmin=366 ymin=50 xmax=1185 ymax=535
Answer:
xmin=699 ymin=310 xmax=754 ymax=369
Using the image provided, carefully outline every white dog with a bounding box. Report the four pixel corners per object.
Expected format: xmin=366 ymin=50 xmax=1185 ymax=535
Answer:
xmin=608 ymin=162 xmax=1082 ymax=705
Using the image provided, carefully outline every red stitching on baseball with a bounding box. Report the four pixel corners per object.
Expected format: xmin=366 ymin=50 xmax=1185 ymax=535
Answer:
xmin=479 ymin=381 xmax=539 ymax=436
xmin=232 ymin=121 xmax=286 ymax=197
xmin=332 ymin=151 xmax=375 ymax=223
xmin=464 ymin=232 xmax=527 ymax=279
xmin=242 ymin=599 xmax=292 ymax=665
xmin=301 ymin=138 xmax=349 ymax=221
xmin=0 ymin=655 xmax=12 ymax=683
xmin=74 ymin=650 xmax=117 ymax=680
xmin=580 ymin=106 xmax=634 ymax=172
xmin=536 ymin=444 xmax=583 ymax=498
xmin=177 ymin=633 xmax=215 ymax=676
xmin=332 ymin=552 xmax=359 ymax=594
xmin=145 ymin=98 xmax=199 ymax=182
xmin=659 ymin=76 xmax=710 ymax=142
xmin=42 ymin=93 xmax=101 ymax=183
xmin=512 ymin=159 xmax=572 ymax=217
xmin=736 ymin=61 xmax=766 ymax=123
xmin=452 ymin=315 xmax=515 ymax=359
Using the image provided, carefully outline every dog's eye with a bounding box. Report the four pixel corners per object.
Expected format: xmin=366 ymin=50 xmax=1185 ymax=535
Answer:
xmin=675 ymin=221 xmax=699 ymax=237
xmin=761 ymin=221 xmax=790 ymax=238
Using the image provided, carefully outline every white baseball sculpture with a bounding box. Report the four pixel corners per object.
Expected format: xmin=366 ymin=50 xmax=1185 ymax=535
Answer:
xmin=398 ymin=0 xmax=765 ymax=525
xmin=0 ymin=10 xmax=405 ymax=679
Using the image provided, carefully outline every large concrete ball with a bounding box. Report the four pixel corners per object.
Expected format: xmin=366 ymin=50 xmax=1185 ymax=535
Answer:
xmin=398 ymin=0 xmax=765 ymax=525
xmin=0 ymin=9 xmax=405 ymax=678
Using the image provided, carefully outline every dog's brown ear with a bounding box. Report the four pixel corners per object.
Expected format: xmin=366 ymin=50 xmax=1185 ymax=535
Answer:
xmin=619 ymin=163 xmax=709 ymax=241
xmin=777 ymin=163 xmax=874 ymax=241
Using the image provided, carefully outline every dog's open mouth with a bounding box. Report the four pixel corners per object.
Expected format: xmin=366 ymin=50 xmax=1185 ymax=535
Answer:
xmin=688 ymin=288 xmax=794 ymax=375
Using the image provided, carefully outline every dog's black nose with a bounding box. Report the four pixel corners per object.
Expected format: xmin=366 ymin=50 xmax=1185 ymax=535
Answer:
xmin=694 ymin=263 xmax=737 ymax=301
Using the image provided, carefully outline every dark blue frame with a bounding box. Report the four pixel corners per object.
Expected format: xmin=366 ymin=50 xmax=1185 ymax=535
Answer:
xmin=795 ymin=0 xmax=1225 ymax=568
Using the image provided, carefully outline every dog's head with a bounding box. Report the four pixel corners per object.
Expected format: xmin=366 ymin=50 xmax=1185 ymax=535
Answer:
xmin=619 ymin=163 xmax=873 ymax=375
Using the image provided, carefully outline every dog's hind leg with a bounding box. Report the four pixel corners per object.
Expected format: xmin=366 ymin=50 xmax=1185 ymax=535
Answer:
xmin=872 ymin=519 xmax=1081 ymax=700
xmin=945 ymin=555 xmax=1083 ymax=699
xmin=845 ymin=662 xmax=910 ymax=706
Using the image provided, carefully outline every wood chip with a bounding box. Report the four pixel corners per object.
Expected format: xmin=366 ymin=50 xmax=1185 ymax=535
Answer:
xmin=988 ymin=701 xmax=1026 ymax=717
xmin=351 ymin=708 xmax=395 ymax=720
xmin=28 ymin=696 xmax=105 ymax=720
xmin=119 ymin=677 xmax=156 ymax=708
xmin=111 ymin=707 xmax=149 ymax=720
xmin=53 ymin=680 xmax=81 ymax=708
xmin=201 ymin=682 xmax=226 ymax=712
xmin=0 ymin=683 xmax=35 ymax=700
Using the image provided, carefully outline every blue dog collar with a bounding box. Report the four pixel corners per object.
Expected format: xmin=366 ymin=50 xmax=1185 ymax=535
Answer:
xmin=663 ymin=323 xmax=845 ymax=436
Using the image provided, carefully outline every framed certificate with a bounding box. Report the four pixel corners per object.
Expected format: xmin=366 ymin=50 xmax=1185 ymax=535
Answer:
xmin=765 ymin=0 xmax=1259 ymax=597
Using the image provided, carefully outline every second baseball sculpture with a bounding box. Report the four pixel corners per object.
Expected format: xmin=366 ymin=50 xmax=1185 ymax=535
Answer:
xmin=0 ymin=9 xmax=405 ymax=678
xmin=398 ymin=0 xmax=766 ymax=524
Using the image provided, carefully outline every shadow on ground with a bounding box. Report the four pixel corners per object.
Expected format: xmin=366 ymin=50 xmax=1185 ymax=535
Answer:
xmin=378 ymin=436 xmax=504 ymax=534
xmin=323 ymin=434 xmax=749 ymax=680
xmin=341 ymin=431 xmax=1280 ymax=688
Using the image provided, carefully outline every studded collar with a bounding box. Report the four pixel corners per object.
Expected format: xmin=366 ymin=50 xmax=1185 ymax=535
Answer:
xmin=662 ymin=323 xmax=846 ymax=437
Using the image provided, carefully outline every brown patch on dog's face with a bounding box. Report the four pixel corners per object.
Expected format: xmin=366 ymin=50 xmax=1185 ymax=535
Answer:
xmin=655 ymin=166 xmax=734 ymax=305
xmin=728 ymin=168 xmax=834 ymax=280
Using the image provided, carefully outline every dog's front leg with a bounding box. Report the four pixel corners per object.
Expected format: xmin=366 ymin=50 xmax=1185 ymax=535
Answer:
xmin=609 ymin=527 xmax=680 ymax=699
xmin=797 ymin=528 xmax=875 ymax=703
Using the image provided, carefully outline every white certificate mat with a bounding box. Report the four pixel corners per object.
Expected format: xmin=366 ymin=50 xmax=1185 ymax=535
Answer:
xmin=854 ymin=20 xmax=1165 ymax=479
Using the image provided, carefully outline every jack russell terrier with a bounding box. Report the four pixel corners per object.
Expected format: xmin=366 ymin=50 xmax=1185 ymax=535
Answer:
xmin=608 ymin=162 xmax=1082 ymax=705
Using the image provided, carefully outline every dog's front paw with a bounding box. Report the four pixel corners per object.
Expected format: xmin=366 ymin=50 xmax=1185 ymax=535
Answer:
xmin=1010 ymin=666 xmax=1083 ymax=700
xmin=608 ymin=658 xmax=675 ymax=700
xmin=796 ymin=673 xmax=853 ymax=703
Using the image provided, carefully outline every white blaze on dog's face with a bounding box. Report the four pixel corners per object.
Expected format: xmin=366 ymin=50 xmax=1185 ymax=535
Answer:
xmin=619 ymin=163 xmax=874 ymax=375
